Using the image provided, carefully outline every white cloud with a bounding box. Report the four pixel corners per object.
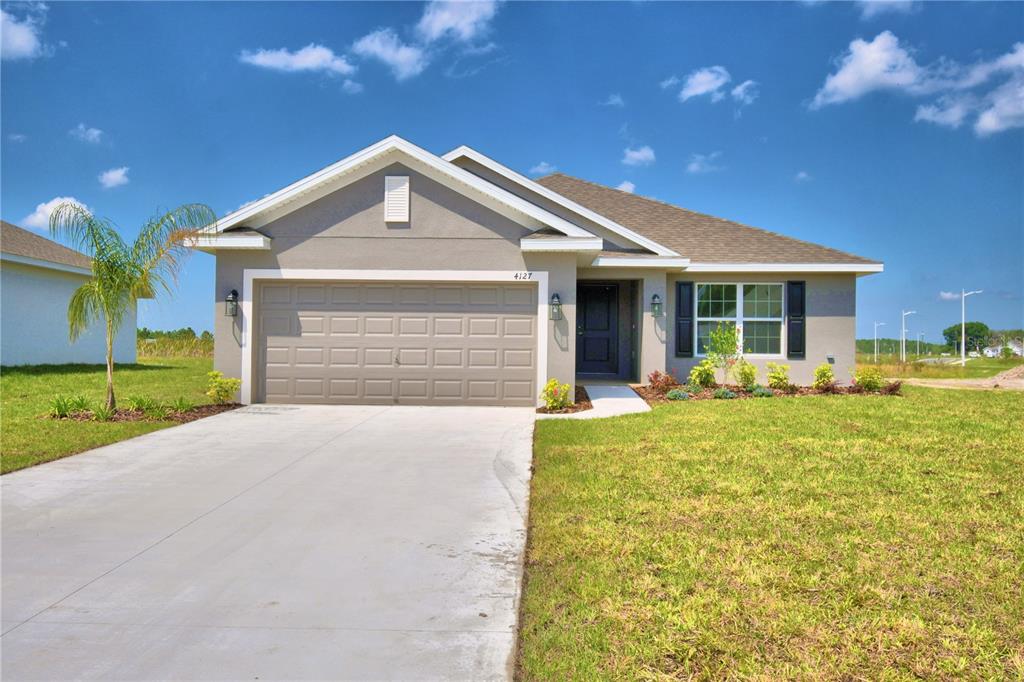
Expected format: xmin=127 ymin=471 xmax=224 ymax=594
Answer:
xmin=622 ymin=145 xmax=655 ymax=166
xmin=857 ymin=0 xmax=916 ymax=20
xmin=239 ymin=43 xmax=356 ymax=76
xmin=416 ymin=0 xmax=498 ymax=44
xmin=659 ymin=75 xmax=680 ymax=90
xmin=529 ymin=161 xmax=556 ymax=175
xmin=602 ymin=93 xmax=625 ymax=107
xmin=8 ymin=133 xmax=27 ymax=142
xmin=69 ymin=123 xmax=103 ymax=144
xmin=99 ymin=166 xmax=130 ymax=189
xmin=938 ymin=291 xmax=960 ymax=301
xmin=1 ymin=6 xmax=46 ymax=61
xmin=22 ymin=197 xmax=90 ymax=231
xmin=812 ymin=32 xmax=1024 ymax=136
xmin=686 ymin=151 xmax=723 ymax=174
xmin=679 ymin=66 xmax=731 ymax=102
xmin=795 ymin=171 xmax=813 ymax=183
xmin=352 ymin=28 xmax=428 ymax=81
xmin=616 ymin=181 xmax=635 ymax=193
xmin=731 ymin=80 xmax=759 ymax=105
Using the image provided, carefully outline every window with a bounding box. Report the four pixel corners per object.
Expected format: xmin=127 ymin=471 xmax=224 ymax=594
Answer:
xmin=695 ymin=283 xmax=784 ymax=355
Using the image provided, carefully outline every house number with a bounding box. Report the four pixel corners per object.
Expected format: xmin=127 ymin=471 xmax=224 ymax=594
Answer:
xmin=512 ymin=272 xmax=533 ymax=280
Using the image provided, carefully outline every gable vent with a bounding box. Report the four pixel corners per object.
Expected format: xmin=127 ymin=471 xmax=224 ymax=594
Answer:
xmin=384 ymin=175 xmax=410 ymax=222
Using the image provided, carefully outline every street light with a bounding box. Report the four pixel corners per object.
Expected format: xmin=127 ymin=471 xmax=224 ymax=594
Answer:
xmin=917 ymin=332 xmax=925 ymax=357
xmin=960 ymin=289 xmax=982 ymax=366
xmin=874 ymin=321 xmax=886 ymax=363
xmin=900 ymin=309 xmax=916 ymax=363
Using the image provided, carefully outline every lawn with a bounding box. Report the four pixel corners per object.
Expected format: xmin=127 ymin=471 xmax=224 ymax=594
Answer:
xmin=857 ymin=354 xmax=1024 ymax=379
xmin=1 ymin=357 xmax=213 ymax=474
xmin=520 ymin=386 xmax=1024 ymax=679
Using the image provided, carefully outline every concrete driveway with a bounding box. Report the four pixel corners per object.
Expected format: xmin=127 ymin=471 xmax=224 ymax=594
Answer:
xmin=2 ymin=404 xmax=535 ymax=681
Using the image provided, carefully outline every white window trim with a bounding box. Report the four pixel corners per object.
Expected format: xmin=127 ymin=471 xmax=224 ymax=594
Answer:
xmin=238 ymin=268 xmax=549 ymax=405
xmin=694 ymin=282 xmax=787 ymax=359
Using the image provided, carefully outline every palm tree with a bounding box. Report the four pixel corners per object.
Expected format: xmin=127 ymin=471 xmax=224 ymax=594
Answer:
xmin=49 ymin=202 xmax=216 ymax=409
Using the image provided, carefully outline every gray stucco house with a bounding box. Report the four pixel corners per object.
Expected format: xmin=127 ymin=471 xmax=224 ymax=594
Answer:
xmin=198 ymin=136 xmax=882 ymax=406
xmin=1 ymin=221 xmax=137 ymax=367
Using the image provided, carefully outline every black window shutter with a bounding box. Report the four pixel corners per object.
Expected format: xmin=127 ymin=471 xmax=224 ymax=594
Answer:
xmin=675 ymin=282 xmax=694 ymax=357
xmin=787 ymin=281 xmax=806 ymax=359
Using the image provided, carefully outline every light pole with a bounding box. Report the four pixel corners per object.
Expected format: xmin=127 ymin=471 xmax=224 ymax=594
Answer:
xmin=960 ymin=289 xmax=982 ymax=366
xmin=901 ymin=309 xmax=916 ymax=363
xmin=874 ymin=321 xmax=886 ymax=363
xmin=917 ymin=332 xmax=924 ymax=357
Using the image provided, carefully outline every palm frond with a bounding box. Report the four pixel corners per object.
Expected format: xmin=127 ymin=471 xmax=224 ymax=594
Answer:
xmin=49 ymin=203 xmax=127 ymax=263
xmin=131 ymin=204 xmax=216 ymax=299
xmin=66 ymin=281 xmax=103 ymax=341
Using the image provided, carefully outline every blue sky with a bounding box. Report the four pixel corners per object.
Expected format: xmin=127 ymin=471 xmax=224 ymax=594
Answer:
xmin=2 ymin=0 xmax=1021 ymax=341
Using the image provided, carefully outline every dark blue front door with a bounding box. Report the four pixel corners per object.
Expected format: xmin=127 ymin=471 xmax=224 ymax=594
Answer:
xmin=576 ymin=283 xmax=619 ymax=375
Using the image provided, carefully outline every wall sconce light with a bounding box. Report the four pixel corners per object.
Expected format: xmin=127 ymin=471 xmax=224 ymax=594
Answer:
xmin=225 ymin=289 xmax=239 ymax=317
xmin=549 ymin=293 xmax=563 ymax=321
xmin=650 ymin=293 xmax=663 ymax=318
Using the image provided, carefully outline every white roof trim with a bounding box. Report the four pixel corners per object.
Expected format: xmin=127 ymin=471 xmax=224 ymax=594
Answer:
xmin=213 ymin=135 xmax=595 ymax=240
xmin=0 ymin=252 xmax=92 ymax=276
xmin=684 ymin=262 xmax=884 ymax=273
xmin=443 ymin=145 xmax=679 ymax=257
xmin=520 ymin=236 xmax=603 ymax=252
xmin=192 ymin=234 xmax=272 ymax=253
xmin=590 ymin=256 xmax=690 ymax=269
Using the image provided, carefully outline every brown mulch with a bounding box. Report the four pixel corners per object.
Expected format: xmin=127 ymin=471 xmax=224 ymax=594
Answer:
xmin=52 ymin=403 xmax=242 ymax=423
xmin=634 ymin=383 xmax=897 ymax=405
xmin=536 ymin=386 xmax=593 ymax=414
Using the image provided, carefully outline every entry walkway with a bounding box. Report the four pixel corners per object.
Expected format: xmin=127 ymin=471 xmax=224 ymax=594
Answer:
xmin=538 ymin=384 xmax=651 ymax=420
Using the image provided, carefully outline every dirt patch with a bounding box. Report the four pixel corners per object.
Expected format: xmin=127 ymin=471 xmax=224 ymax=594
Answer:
xmin=536 ymin=386 xmax=593 ymax=414
xmin=901 ymin=364 xmax=1024 ymax=391
xmin=51 ymin=403 xmax=242 ymax=423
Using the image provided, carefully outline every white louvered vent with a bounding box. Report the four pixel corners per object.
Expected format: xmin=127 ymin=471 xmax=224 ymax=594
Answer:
xmin=384 ymin=175 xmax=410 ymax=222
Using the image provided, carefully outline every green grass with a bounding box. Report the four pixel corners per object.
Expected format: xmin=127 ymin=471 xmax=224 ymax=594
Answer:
xmin=520 ymin=387 xmax=1024 ymax=680
xmin=1 ymin=357 xmax=213 ymax=474
xmin=857 ymin=354 xmax=1024 ymax=379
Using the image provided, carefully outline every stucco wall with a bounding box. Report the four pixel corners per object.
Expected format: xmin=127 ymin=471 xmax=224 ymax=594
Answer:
xmin=0 ymin=261 xmax=137 ymax=366
xmin=214 ymin=163 xmax=577 ymax=393
xmin=666 ymin=273 xmax=857 ymax=386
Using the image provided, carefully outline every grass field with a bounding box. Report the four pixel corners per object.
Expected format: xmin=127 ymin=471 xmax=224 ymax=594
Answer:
xmin=1 ymin=357 xmax=213 ymax=474
xmin=520 ymin=387 xmax=1024 ymax=679
xmin=857 ymin=354 xmax=1024 ymax=379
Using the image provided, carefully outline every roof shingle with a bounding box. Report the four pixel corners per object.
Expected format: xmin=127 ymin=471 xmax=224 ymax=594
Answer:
xmin=535 ymin=173 xmax=879 ymax=265
xmin=1 ymin=221 xmax=92 ymax=270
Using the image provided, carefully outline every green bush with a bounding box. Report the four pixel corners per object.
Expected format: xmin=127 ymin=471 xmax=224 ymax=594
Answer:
xmin=168 ymin=396 xmax=195 ymax=412
xmin=766 ymin=362 xmax=791 ymax=390
xmin=125 ymin=395 xmax=160 ymax=412
xmin=812 ymin=363 xmax=836 ymax=391
xmin=206 ymin=371 xmax=242 ymax=404
xmin=92 ymin=403 xmax=115 ymax=422
xmin=751 ymin=384 xmax=774 ymax=398
xmin=713 ymin=387 xmax=737 ymax=400
xmin=541 ymin=378 xmax=573 ymax=410
xmin=688 ymin=359 xmax=717 ymax=388
xmin=735 ymin=358 xmax=757 ymax=389
xmin=852 ymin=366 xmax=885 ymax=392
xmin=665 ymin=388 xmax=690 ymax=401
xmin=49 ymin=395 xmax=74 ymax=418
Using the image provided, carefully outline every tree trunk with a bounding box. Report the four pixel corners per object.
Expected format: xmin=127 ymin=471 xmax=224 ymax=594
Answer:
xmin=105 ymin=319 xmax=116 ymax=410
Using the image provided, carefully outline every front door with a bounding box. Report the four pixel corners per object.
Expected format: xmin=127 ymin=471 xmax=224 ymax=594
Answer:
xmin=576 ymin=283 xmax=619 ymax=375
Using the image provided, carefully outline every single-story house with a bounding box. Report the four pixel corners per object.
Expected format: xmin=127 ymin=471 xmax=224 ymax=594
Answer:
xmin=0 ymin=221 xmax=136 ymax=366
xmin=196 ymin=136 xmax=882 ymax=406
xmin=983 ymin=340 xmax=1024 ymax=358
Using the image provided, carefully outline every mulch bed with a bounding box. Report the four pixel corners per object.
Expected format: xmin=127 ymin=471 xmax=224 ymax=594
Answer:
xmin=634 ymin=382 xmax=900 ymax=405
xmin=50 ymin=403 xmax=242 ymax=423
xmin=536 ymin=386 xmax=593 ymax=414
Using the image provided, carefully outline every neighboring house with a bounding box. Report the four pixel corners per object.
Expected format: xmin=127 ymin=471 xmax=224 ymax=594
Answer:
xmin=984 ymin=340 xmax=1024 ymax=357
xmin=0 ymin=221 xmax=136 ymax=366
xmin=197 ymin=136 xmax=882 ymax=406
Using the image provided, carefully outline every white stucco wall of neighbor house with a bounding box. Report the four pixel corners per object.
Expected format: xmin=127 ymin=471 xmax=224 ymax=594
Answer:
xmin=0 ymin=262 xmax=137 ymax=366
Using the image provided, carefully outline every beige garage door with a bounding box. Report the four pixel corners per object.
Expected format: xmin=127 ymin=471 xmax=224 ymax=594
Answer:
xmin=255 ymin=281 xmax=538 ymax=406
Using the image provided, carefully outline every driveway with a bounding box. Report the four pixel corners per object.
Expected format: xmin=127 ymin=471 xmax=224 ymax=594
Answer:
xmin=2 ymin=404 xmax=535 ymax=680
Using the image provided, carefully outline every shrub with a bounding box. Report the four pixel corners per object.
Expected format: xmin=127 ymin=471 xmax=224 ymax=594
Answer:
xmin=1000 ymin=346 xmax=1014 ymax=359
xmin=207 ymin=371 xmax=242 ymax=404
xmin=812 ymin=363 xmax=836 ymax=391
xmin=689 ymin=359 xmax=717 ymax=388
xmin=665 ymin=388 xmax=690 ymax=401
xmin=735 ymin=359 xmax=757 ymax=389
xmin=881 ymin=380 xmax=903 ymax=396
xmin=751 ymin=384 xmax=774 ymax=398
xmin=852 ymin=366 xmax=885 ymax=392
xmin=647 ymin=369 xmax=679 ymax=395
xmin=707 ymin=322 xmax=740 ymax=384
xmin=49 ymin=395 xmax=75 ymax=418
xmin=168 ymin=396 xmax=195 ymax=412
xmin=766 ymin=362 xmax=791 ymax=390
xmin=125 ymin=395 xmax=159 ymax=412
xmin=541 ymin=378 xmax=573 ymax=410
xmin=713 ymin=387 xmax=737 ymax=400
xmin=92 ymin=403 xmax=115 ymax=422
xmin=68 ymin=395 xmax=90 ymax=412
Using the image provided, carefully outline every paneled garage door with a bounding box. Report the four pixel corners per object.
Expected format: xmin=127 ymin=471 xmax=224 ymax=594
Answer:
xmin=255 ymin=281 xmax=538 ymax=406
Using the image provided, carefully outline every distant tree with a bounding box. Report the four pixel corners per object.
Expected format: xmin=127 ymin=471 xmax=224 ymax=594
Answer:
xmin=200 ymin=330 xmax=213 ymax=342
xmin=943 ymin=321 xmax=990 ymax=352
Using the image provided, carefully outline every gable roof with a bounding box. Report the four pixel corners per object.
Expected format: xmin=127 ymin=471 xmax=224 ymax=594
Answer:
xmin=211 ymin=135 xmax=595 ymax=240
xmin=536 ymin=173 xmax=883 ymax=270
xmin=1 ymin=221 xmax=92 ymax=274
